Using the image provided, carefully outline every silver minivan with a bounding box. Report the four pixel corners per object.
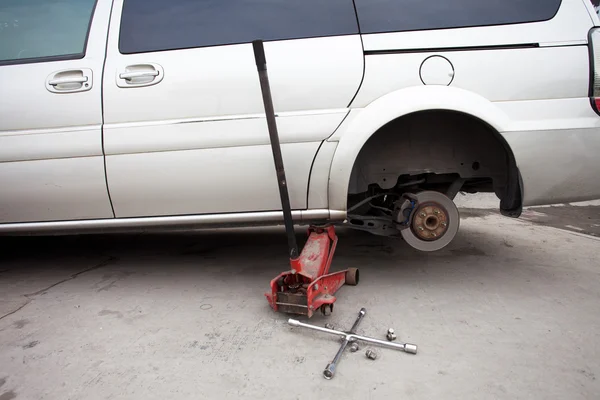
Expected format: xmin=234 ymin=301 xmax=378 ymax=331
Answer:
xmin=1 ymin=0 xmax=600 ymax=251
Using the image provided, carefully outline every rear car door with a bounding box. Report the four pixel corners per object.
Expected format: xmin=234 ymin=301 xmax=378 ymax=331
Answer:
xmin=0 ymin=0 xmax=113 ymax=223
xmin=102 ymin=0 xmax=363 ymax=218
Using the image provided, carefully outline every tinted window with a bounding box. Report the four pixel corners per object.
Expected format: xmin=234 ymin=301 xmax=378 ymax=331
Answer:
xmin=0 ymin=0 xmax=96 ymax=63
xmin=354 ymin=0 xmax=562 ymax=34
xmin=119 ymin=0 xmax=359 ymax=54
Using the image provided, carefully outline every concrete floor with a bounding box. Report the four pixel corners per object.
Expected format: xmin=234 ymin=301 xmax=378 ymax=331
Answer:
xmin=1 ymin=205 xmax=600 ymax=399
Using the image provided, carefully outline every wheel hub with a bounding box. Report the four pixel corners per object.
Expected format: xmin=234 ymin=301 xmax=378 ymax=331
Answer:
xmin=411 ymin=202 xmax=449 ymax=241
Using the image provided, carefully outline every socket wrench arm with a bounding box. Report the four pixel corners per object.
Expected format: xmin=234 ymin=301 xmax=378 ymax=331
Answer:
xmin=324 ymin=338 xmax=350 ymax=379
xmin=288 ymin=318 xmax=418 ymax=354
xmin=322 ymin=308 xmax=366 ymax=379
xmin=349 ymin=308 xmax=366 ymax=334
xmin=351 ymin=333 xmax=418 ymax=354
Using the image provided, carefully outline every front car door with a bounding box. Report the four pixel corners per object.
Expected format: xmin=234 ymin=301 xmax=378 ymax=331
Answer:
xmin=102 ymin=0 xmax=363 ymax=219
xmin=0 ymin=0 xmax=113 ymax=224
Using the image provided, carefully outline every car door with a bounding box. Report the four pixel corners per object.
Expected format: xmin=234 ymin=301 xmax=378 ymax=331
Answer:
xmin=102 ymin=0 xmax=363 ymax=218
xmin=0 ymin=0 xmax=113 ymax=224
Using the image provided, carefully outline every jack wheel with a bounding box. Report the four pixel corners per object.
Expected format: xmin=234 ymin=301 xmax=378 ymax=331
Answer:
xmin=345 ymin=268 xmax=360 ymax=286
xmin=320 ymin=304 xmax=333 ymax=316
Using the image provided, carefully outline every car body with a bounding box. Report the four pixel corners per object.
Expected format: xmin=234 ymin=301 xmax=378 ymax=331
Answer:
xmin=1 ymin=0 xmax=600 ymax=251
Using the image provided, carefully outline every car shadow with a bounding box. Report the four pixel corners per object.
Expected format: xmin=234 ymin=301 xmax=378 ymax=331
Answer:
xmin=0 ymin=221 xmax=531 ymax=284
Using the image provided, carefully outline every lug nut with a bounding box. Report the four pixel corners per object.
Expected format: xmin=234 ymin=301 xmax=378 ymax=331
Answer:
xmin=418 ymin=226 xmax=424 ymax=231
xmin=349 ymin=342 xmax=359 ymax=353
xmin=419 ymin=212 xmax=427 ymax=218
xmin=365 ymin=349 xmax=378 ymax=360
xmin=434 ymin=209 xmax=440 ymax=215
xmin=386 ymin=328 xmax=397 ymax=341
xmin=441 ymin=221 xmax=447 ymax=227
xmin=431 ymin=232 xmax=437 ymax=238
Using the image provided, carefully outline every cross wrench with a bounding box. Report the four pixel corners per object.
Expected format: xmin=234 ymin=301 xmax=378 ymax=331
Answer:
xmin=289 ymin=308 xmax=417 ymax=379
xmin=322 ymin=308 xmax=366 ymax=379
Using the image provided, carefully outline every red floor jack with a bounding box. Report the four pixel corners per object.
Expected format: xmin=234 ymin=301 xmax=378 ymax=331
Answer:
xmin=252 ymin=40 xmax=359 ymax=318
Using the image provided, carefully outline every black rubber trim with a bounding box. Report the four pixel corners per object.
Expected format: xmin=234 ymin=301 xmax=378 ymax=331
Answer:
xmin=364 ymin=42 xmax=539 ymax=56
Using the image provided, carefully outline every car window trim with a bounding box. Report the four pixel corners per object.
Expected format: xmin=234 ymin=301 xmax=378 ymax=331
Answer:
xmin=364 ymin=42 xmax=540 ymax=55
xmin=0 ymin=0 xmax=99 ymax=67
xmin=363 ymin=42 xmax=589 ymax=56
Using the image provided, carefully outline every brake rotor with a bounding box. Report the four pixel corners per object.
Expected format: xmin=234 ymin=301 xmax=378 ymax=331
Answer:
xmin=399 ymin=191 xmax=459 ymax=252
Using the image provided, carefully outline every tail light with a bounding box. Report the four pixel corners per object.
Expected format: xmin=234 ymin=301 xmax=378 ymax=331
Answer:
xmin=589 ymin=28 xmax=600 ymax=114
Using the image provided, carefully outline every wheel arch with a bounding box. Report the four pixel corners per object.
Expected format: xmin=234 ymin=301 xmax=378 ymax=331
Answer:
xmin=327 ymin=85 xmax=522 ymax=215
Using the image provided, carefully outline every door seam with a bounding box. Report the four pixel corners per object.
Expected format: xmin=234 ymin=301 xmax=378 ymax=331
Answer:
xmin=100 ymin=0 xmax=116 ymax=218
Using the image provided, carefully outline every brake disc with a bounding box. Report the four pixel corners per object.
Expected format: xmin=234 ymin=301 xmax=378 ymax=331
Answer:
xmin=399 ymin=191 xmax=460 ymax=252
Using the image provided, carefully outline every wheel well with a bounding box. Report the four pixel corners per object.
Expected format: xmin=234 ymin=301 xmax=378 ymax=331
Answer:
xmin=348 ymin=110 xmax=522 ymax=215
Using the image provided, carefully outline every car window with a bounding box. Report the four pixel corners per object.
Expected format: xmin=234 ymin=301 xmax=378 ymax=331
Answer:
xmin=0 ymin=0 xmax=97 ymax=64
xmin=119 ymin=0 xmax=359 ymax=54
xmin=354 ymin=0 xmax=563 ymax=35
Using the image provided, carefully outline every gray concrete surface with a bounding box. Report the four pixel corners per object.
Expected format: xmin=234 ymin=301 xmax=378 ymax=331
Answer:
xmin=1 ymin=200 xmax=600 ymax=400
xmin=455 ymin=194 xmax=600 ymax=237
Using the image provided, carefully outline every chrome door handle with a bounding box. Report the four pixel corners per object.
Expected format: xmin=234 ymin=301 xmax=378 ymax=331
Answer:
xmin=116 ymin=63 xmax=164 ymax=88
xmin=45 ymin=69 xmax=93 ymax=93
xmin=119 ymin=70 xmax=159 ymax=80
xmin=48 ymin=76 xmax=88 ymax=86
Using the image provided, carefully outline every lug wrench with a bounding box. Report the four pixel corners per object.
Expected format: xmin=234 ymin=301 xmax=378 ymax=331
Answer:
xmin=289 ymin=308 xmax=417 ymax=379
xmin=322 ymin=308 xmax=366 ymax=379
